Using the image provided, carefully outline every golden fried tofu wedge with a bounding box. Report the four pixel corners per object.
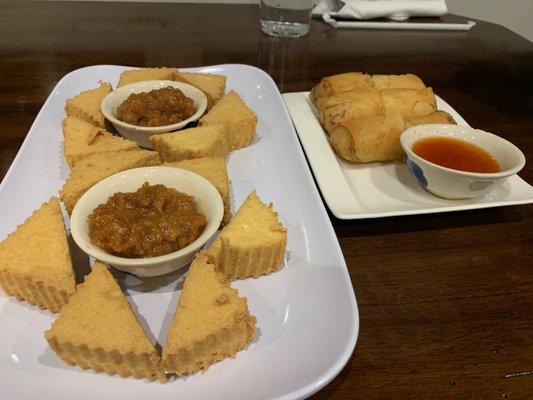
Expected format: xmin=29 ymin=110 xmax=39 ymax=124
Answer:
xmin=175 ymin=72 xmax=226 ymax=109
xmin=64 ymin=82 xmax=112 ymax=128
xmin=0 ymin=197 xmax=75 ymax=312
xmin=60 ymin=149 xmax=160 ymax=214
xmin=62 ymin=116 xmax=138 ymax=167
xmin=118 ymin=67 xmax=178 ymax=87
xmin=199 ymin=91 xmax=257 ymax=150
xmin=45 ymin=262 xmax=167 ymax=382
xmin=207 ymin=191 xmax=287 ymax=280
xmin=162 ymin=253 xmax=256 ymax=376
xmin=164 ymin=157 xmax=231 ymax=225
xmin=150 ymin=125 xmax=229 ymax=163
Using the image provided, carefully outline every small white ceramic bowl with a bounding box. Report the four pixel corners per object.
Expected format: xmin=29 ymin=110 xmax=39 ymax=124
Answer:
xmin=101 ymin=80 xmax=207 ymax=149
xmin=400 ymin=124 xmax=526 ymax=199
xmin=70 ymin=166 xmax=223 ymax=277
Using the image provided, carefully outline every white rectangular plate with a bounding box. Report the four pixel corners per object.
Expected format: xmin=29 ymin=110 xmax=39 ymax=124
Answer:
xmin=283 ymin=91 xmax=533 ymax=219
xmin=0 ymin=65 xmax=358 ymax=400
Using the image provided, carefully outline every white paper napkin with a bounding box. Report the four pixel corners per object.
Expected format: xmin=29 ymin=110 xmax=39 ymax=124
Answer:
xmin=315 ymin=0 xmax=448 ymax=21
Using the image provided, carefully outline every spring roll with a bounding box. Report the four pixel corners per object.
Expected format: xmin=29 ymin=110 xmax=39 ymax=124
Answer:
xmin=328 ymin=114 xmax=405 ymax=163
xmin=371 ymin=74 xmax=426 ymax=90
xmin=319 ymin=89 xmax=385 ymax=132
xmin=320 ymin=87 xmax=436 ymax=132
xmin=328 ymin=110 xmax=457 ymax=163
xmin=404 ymin=110 xmax=456 ymax=127
xmin=381 ymin=88 xmax=436 ymax=117
xmin=311 ymin=72 xmax=373 ymax=109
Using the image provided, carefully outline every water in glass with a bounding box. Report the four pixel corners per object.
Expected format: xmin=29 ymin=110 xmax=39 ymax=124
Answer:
xmin=260 ymin=0 xmax=314 ymax=37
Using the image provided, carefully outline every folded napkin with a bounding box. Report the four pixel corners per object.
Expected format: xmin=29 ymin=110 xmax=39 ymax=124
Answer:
xmin=315 ymin=0 xmax=448 ymax=22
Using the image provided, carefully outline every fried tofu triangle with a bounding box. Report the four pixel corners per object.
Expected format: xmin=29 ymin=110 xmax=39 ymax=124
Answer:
xmin=0 ymin=197 xmax=76 ymax=313
xmin=60 ymin=149 xmax=160 ymax=214
xmin=64 ymin=82 xmax=112 ymax=128
xmin=174 ymin=72 xmax=226 ymax=109
xmin=62 ymin=116 xmax=138 ymax=167
xmin=199 ymin=91 xmax=257 ymax=150
xmin=164 ymin=157 xmax=231 ymax=225
xmin=207 ymin=191 xmax=287 ymax=281
xmin=45 ymin=262 xmax=167 ymax=382
xmin=117 ymin=67 xmax=178 ymax=87
xmin=162 ymin=253 xmax=256 ymax=376
xmin=150 ymin=125 xmax=229 ymax=162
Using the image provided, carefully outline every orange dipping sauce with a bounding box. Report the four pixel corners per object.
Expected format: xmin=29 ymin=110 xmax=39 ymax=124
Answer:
xmin=412 ymin=136 xmax=500 ymax=173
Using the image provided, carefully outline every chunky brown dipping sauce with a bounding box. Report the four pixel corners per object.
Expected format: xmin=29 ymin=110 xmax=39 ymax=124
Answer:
xmin=88 ymin=183 xmax=206 ymax=258
xmin=116 ymin=86 xmax=195 ymax=127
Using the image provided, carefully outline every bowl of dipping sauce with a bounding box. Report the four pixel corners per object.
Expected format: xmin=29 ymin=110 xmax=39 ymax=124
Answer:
xmin=101 ymin=80 xmax=208 ymax=148
xmin=400 ymin=124 xmax=525 ymax=199
xmin=70 ymin=166 xmax=223 ymax=277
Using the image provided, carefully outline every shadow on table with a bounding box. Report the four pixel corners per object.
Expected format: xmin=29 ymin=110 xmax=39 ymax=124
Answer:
xmin=333 ymin=206 xmax=526 ymax=238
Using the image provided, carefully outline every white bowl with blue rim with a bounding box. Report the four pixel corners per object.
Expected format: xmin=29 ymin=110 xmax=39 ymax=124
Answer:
xmin=400 ymin=124 xmax=525 ymax=199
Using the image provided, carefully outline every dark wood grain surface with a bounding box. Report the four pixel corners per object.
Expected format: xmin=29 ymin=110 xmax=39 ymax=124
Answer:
xmin=1 ymin=2 xmax=532 ymax=399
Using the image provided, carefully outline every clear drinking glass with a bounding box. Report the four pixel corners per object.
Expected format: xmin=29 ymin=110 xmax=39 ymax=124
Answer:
xmin=260 ymin=0 xmax=315 ymax=37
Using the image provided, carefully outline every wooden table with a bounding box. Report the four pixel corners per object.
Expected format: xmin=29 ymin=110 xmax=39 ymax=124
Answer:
xmin=1 ymin=2 xmax=532 ymax=399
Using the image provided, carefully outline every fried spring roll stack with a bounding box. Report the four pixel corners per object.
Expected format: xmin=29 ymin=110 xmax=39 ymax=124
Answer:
xmin=311 ymin=72 xmax=456 ymax=163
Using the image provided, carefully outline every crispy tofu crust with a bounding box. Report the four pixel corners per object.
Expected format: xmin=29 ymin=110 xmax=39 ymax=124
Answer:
xmin=62 ymin=116 xmax=138 ymax=167
xmin=207 ymin=191 xmax=287 ymax=280
xmin=162 ymin=253 xmax=256 ymax=375
xmin=150 ymin=125 xmax=230 ymax=163
xmin=199 ymin=91 xmax=257 ymax=150
xmin=163 ymin=157 xmax=231 ymax=225
xmin=45 ymin=262 xmax=167 ymax=382
xmin=0 ymin=197 xmax=76 ymax=312
xmin=60 ymin=150 xmax=160 ymax=214
xmin=64 ymin=82 xmax=112 ymax=128
xmin=174 ymin=72 xmax=227 ymax=109
xmin=118 ymin=67 xmax=178 ymax=87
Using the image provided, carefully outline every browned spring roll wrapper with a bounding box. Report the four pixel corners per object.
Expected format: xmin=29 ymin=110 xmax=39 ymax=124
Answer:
xmin=371 ymin=74 xmax=426 ymax=90
xmin=404 ymin=110 xmax=456 ymax=128
xmin=329 ymin=114 xmax=405 ymax=163
xmin=381 ymin=88 xmax=436 ymax=118
xmin=328 ymin=111 xmax=456 ymax=163
xmin=311 ymin=72 xmax=373 ymax=109
xmin=319 ymin=89 xmax=385 ymax=132
xmin=312 ymin=73 xmax=427 ymax=109
xmin=319 ymin=88 xmax=436 ymax=132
